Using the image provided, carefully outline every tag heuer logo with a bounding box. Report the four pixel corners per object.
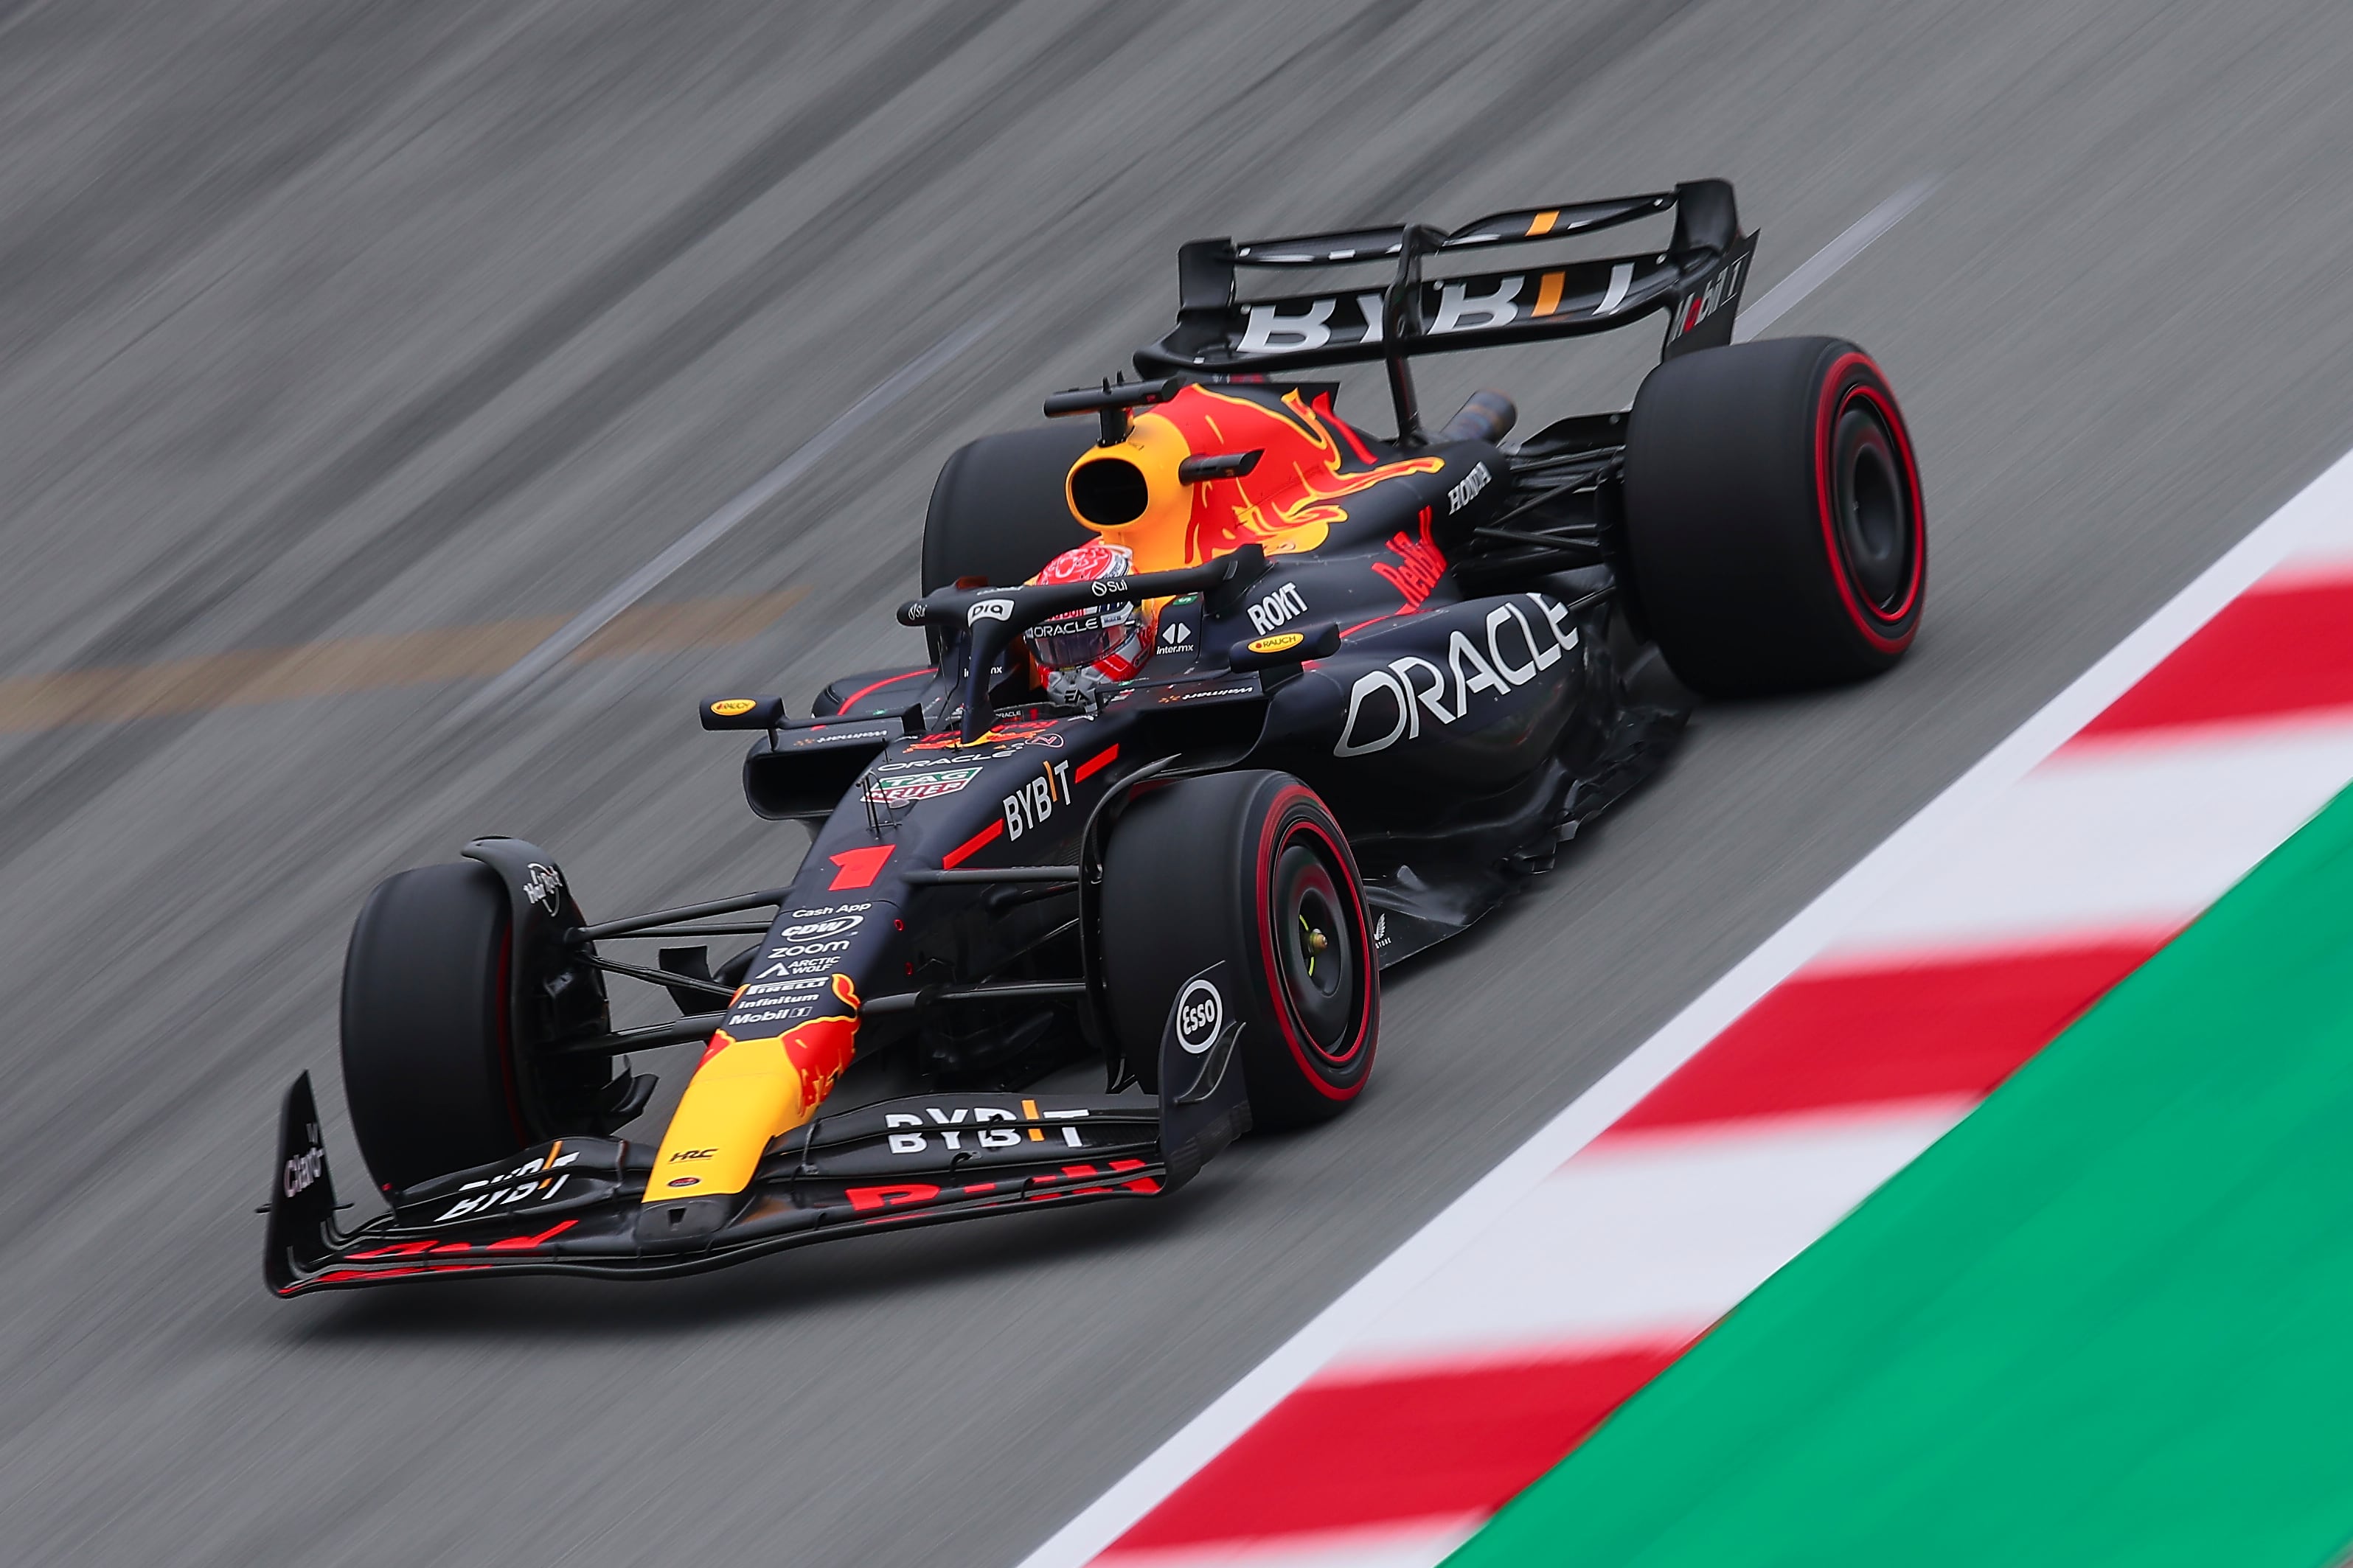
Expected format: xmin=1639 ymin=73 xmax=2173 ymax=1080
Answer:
xmin=865 ymin=767 xmax=981 ymax=806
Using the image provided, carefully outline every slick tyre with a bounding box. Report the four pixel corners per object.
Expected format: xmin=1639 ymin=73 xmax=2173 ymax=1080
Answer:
xmin=1622 ymin=336 xmax=1925 ymax=696
xmin=340 ymin=861 xmax=529 ymax=1193
xmin=1101 ymin=771 xmax=1377 ymax=1129
xmin=922 ymin=422 xmax=1099 ymax=592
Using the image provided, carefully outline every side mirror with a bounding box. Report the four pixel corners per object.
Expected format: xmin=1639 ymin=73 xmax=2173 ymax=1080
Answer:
xmin=699 ymin=694 xmax=785 ymax=731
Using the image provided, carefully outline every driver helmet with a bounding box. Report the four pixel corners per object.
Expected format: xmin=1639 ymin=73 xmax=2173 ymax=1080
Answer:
xmin=1023 ymin=540 xmax=1158 ymax=705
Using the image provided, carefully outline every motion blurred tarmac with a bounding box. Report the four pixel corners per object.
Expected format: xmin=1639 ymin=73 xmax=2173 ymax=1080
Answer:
xmin=4 ymin=3 xmax=2353 ymax=1564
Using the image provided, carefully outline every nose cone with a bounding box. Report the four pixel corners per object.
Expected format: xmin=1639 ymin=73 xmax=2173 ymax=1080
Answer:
xmin=642 ymin=974 xmax=863 ymax=1200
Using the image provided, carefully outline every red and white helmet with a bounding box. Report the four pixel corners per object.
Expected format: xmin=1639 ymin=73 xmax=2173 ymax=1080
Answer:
xmin=1023 ymin=540 xmax=1158 ymax=702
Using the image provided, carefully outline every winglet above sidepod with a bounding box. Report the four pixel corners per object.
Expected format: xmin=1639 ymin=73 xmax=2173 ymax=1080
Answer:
xmin=263 ymin=1072 xmax=341 ymax=1296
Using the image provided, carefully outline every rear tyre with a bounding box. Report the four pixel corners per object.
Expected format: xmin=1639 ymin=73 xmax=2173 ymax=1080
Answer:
xmin=922 ymin=422 xmax=1099 ymax=592
xmin=1622 ymin=336 xmax=1925 ymax=697
xmin=340 ymin=861 xmax=529 ymax=1193
xmin=1100 ymin=771 xmax=1378 ymax=1129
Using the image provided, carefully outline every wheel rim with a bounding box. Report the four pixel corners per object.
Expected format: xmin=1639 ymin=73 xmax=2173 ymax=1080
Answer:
xmin=1831 ymin=396 xmax=1914 ymax=615
xmin=1271 ymin=840 xmax=1357 ymax=1059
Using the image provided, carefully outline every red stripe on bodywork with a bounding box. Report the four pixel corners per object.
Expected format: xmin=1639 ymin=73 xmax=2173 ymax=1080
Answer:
xmin=310 ymin=1263 xmax=493 ymax=1287
xmin=1107 ymin=1346 xmax=1684 ymax=1551
xmin=2074 ymin=579 xmax=2353 ymax=739
xmin=487 ymin=1219 xmax=577 ymax=1252
xmin=834 ymin=668 xmax=929 ymax=715
xmin=942 ymin=819 xmax=1002 ymax=869
xmin=1321 ymin=397 xmax=1381 ymax=466
xmin=1609 ymin=940 xmax=2161 ymax=1134
xmin=1074 ymin=744 xmax=1119 ymax=782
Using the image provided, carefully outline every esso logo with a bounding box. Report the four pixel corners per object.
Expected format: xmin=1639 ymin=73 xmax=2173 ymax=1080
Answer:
xmin=1175 ymin=979 xmax=1223 ymax=1054
xmin=968 ymin=599 xmax=1014 ymax=624
xmin=779 ymin=915 xmax=862 ymax=941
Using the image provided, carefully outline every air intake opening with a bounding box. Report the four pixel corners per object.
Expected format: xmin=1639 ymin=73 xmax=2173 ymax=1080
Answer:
xmin=1069 ymin=457 xmax=1150 ymax=528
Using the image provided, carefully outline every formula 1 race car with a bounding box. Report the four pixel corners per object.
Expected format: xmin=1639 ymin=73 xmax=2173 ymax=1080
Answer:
xmin=265 ymin=181 xmax=1925 ymax=1294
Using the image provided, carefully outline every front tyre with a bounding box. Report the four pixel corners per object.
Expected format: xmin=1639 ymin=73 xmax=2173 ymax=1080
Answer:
xmin=339 ymin=861 xmax=531 ymax=1193
xmin=922 ymin=422 xmax=1098 ymax=592
xmin=1100 ymin=771 xmax=1378 ymax=1129
xmin=1622 ymin=336 xmax=1926 ymax=696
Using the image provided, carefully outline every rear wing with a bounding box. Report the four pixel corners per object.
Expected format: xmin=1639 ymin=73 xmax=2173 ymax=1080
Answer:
xmin=1134 ymin=180 xmax=1755 ymax=384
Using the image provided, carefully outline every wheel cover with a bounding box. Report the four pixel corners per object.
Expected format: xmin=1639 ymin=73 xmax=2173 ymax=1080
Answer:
xmin=1268 ymin=832 xmax=1363 ymax=1065
xmin=1273 ymin=845 xmax=1352 ymax=1053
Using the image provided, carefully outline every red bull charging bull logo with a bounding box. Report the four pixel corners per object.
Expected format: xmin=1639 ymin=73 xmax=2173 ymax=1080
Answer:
xmin=701 ymin=972 xmax=863 ymax=1112
xmin=781 ymin=972 xmax=861 ymax=1109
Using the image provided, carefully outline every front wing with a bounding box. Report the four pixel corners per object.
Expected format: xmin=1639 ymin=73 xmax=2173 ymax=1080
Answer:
xmin=265 ymin=1000 xmax=1251 ymax=1296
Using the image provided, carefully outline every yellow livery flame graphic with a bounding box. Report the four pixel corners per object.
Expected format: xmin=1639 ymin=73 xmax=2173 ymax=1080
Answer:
xmin=1066 ymin=385 xmax=1443 ymax=572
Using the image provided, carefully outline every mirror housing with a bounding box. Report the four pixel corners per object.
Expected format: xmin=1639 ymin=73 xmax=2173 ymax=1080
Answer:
xmin=700 ymin=694 xmax=785 ymax=731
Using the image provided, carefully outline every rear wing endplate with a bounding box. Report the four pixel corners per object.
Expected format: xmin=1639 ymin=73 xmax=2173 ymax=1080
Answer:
xmin=1135 ymin=180 xmax=1754 ymax=378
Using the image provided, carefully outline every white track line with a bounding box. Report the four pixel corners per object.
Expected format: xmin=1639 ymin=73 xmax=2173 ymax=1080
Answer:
xmin=1734 ymin=177 xmax=1938 ymax=342
xmin=1816 ymin=719 xmax=2353 ymax=958
xmin=1104 ymin=1519 xmax=1485 ymax=1568
xmin=1014 ymin=358 xmax=2353 ymax=1568
xmin=1319 ymin=1101 xmax=1970 ymax=1378
xmin=451 ymin=312 xmax=1005 ymax=720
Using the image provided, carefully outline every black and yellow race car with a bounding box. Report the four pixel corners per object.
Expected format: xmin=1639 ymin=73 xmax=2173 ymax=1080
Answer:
xmin=265 ymin=181 xmax=1925 ymax=1294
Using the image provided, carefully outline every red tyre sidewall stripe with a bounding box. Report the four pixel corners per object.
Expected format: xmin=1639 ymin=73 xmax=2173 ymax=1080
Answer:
xmin=1253 ymin=787 xmax=1376 ymax=1101
xmin=1814 ymin=352 xmax=1925 ymax=650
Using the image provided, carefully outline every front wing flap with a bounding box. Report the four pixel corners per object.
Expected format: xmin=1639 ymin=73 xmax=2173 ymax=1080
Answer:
xmin=270 ymin=1095 xmax=1167 ymax=1295
xmin=263 ymin=994 xmax=1251 ymax=1296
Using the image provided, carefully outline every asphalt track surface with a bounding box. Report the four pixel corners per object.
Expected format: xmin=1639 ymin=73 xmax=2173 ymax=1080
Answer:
xmin=4 ymin=3 xmax=2352 ymax=1564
